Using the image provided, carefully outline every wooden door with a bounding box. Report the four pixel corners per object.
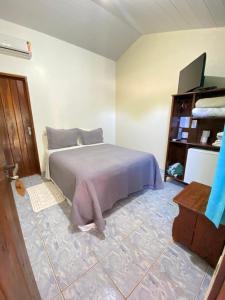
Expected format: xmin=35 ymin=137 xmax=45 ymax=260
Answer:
xmin=0 ymin=133 xmax=40 ymax=299
xmin=206 ymin=247 xmax=225 ymax=300
xmin=0 ymin=73 xmax=40 ymax=177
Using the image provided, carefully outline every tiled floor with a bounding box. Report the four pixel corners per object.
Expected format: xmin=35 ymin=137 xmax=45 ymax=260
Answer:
xmin=13 ymin=175 xmax=213 ymax=300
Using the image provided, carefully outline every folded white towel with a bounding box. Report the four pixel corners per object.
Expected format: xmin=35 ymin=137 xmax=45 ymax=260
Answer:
xmin=195 ymin=96 xmax=225 ymax=108
xmin=192 ymin=107 xmax=225 ymax=118
xmin=217 ymin=132 xmax=223 ymax=139
xmin=212 ymin=140 xmax=221 ymax=147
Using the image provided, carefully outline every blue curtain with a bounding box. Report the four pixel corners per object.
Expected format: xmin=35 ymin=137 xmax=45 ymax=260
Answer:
xmin=205 ymin=126 xmax=225 ymax=227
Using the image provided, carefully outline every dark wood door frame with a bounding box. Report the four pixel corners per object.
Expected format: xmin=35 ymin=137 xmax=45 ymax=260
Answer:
xmin=0 ymin=173 xmax=41 ymax=300
xmin=206 ymin=248 xmax=225 ymax=299
xmin=0 ymin=72 xmax=41 ymax=176
xmin=0 ymin=114 xmax=41 ymax=299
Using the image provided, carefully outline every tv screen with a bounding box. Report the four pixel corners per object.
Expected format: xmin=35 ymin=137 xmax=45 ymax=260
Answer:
xmin=177 ymin=53 xmax=206 ymax=94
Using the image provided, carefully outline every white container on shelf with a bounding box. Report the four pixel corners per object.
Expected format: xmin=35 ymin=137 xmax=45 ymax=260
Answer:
xmin=184 ymin=148 xmax=219 ymax=186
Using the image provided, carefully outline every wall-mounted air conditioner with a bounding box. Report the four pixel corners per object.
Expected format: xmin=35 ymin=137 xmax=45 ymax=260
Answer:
xmin=0 ymin=33 xmax=32 ymax=59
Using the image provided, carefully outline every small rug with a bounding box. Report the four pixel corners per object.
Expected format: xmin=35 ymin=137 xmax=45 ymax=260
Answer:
xmin=27 ymin=181 xmax=65 ymax=212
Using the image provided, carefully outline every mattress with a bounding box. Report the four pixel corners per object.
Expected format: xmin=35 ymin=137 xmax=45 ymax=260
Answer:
xmin=47 ymin=143 xmax=163 ymax=231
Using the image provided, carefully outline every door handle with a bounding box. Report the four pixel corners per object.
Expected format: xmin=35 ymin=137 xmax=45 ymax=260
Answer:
xmin=4 ymin=163 xmax=19 ymax=180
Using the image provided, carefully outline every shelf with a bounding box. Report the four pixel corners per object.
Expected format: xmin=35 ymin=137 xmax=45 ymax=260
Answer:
xmin=169 ymin=140 xmax=220 ymax=151
xmin=192 ymin=117 xmax=225 ymax=120
xmin=172 ymin=116 xmax=225 ymax=121
xmin=165 ymin=174 xmax=186 ymax=184
xmin=172 ymin=87 xmax=225 ymax=97
xmin=170 ymin=140 xmax=188 ymax=145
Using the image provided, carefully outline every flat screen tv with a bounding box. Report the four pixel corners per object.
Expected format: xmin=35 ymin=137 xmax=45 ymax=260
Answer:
xmin=177 ymin=53 xmax=206 ymax=94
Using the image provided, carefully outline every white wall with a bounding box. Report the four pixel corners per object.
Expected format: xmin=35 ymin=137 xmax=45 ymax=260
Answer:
xmin=116 ymin=27 xmax=225 ymax=169
xmin=0 ymin=19 xmax=115 ymax=170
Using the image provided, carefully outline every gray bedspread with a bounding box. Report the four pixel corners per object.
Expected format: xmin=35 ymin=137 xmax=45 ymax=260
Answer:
xmin=49 ymin=144 xmax=163 ymax=231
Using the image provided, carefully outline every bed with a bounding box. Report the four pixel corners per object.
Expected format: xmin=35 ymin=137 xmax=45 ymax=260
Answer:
xmin=46 ymin=143 xmax=163 ymax=231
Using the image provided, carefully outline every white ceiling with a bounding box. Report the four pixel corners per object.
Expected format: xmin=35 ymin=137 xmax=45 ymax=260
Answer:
xmin=93 ymin=0 xmax=225 ymax=33
xmin=0 ymin=0 xmax=225 ymax=60
xmin=0 ymin=0 xmax=140 ymax=60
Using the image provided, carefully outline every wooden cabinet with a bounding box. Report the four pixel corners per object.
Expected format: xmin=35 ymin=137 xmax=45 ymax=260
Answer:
xmin=172 ymin=182 xmax=225 ymax=268
xmin=164 ymin=88 xmax=225 ymax=183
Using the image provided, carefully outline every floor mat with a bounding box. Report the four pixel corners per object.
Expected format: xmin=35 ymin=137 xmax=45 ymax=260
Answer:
xmin=27 ymin=181 xmax=65 ymax=212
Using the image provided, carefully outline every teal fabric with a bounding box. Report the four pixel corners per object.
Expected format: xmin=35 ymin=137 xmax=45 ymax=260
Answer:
xmin=205 ymin=126 xmax=225 ymax=227
xmin=167 ymin=163 xmax=184 ymax=177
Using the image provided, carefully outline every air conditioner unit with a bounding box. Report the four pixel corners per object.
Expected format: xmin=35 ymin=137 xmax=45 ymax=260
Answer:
xmin=0 ymin=33 xmax=32 ymax=59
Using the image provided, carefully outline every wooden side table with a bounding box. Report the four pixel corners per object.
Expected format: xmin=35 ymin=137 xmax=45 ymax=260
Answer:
xmin=172 ymin=182 xmax=225 ymax=268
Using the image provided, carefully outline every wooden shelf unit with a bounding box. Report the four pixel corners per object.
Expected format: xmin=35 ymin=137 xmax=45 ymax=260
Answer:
xmin=164 ymin=88 xmax=225 ymax=183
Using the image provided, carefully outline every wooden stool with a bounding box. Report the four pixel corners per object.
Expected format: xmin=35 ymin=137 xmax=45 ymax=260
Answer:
xmin=172 ymin=182 xmax=225 ymax=268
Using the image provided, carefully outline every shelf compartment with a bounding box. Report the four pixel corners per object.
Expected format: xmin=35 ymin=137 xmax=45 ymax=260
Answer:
xmin=169 ymin=140 xmax=220 ymax=151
